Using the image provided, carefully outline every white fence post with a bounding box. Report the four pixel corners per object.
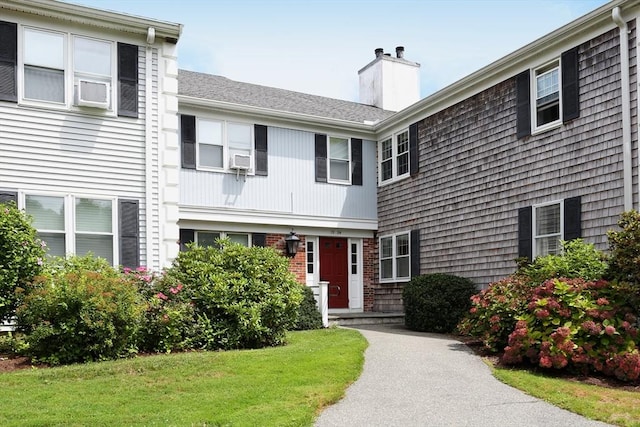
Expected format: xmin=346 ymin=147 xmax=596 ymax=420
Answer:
xmin=318 ymin=281 xmax=329 ymax=327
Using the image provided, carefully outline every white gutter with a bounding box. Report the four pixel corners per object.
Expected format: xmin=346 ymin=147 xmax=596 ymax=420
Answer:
xmin=612 ymin=7 xmax=633 ymax=211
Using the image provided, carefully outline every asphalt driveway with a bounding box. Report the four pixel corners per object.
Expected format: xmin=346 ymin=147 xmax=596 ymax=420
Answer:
xmin=315 ymin=324 xmax=610 ymax=427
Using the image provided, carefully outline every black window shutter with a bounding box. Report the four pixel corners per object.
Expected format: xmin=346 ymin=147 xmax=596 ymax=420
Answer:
xmin=518 ymin=206 xmax=533 ymax=260
xmin=0 ymin=21 xmax=17 ymax=102
xmin=515 ymin=70 xmax=531 ymax=139
xmin=179 ymin=229 xmax=195 ymax=251
xmin=0 ymin=190 xmax=17 ymax=205
xmin=409 ymin=122 xmax=419 ymax=176
xmin=561 ymin=47 xmax=580 ymax=122
xmin=119 ymin=199 xmax=140 ymax=269
xmin=351 ymin=138 xmax=363 ymax=186
xmin=181 ymin=115 xmax=196 ymax=169
xmin=315 ymin=134 xmax=327 ymax=183
xmin=252 ymin=233 xmax=267 ymax=247
xmin=564 ymin=196 xmax=582 ymax=241
xmin=254 ymin=124 xmax=268 ymax=176
xmin=410 ymin=229 xmax=420 ymax=278
xmin=117 ymin=43 xmax=139 ymax=118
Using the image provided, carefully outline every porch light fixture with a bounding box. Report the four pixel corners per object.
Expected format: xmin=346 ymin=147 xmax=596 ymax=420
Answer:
xmin=285 ymin=231 xmax=300 ymax=257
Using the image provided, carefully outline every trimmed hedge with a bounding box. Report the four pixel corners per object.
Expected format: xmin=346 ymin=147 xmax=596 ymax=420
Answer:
xmin=293 ymin=285 xmax=323 ymax=330
xmin=403 ymin=273 xmax=477 ymax=333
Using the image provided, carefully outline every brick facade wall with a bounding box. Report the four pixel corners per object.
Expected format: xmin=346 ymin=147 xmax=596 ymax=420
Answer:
xmin=265 ymin=233 xmax=306 ymax=284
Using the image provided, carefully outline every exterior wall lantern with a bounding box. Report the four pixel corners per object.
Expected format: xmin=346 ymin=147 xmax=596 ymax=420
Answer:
xmin=285 ymin=231 xmax=300 ymax=257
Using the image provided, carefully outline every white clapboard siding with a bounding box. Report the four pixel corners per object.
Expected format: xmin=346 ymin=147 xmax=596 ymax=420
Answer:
xmin=180 ymin=127 xmax=377 ymax=222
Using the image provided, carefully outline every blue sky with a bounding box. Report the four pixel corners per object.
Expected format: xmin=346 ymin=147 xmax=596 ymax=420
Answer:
xmin=69 ymin=0 xmax=610 ymax=101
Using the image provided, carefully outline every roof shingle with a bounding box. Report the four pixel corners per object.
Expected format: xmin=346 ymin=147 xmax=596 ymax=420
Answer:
xmin=178 ymin=69 xmax=395 ymax=124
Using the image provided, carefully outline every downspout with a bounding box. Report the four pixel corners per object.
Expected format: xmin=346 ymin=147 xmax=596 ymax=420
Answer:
xmin=145 ymin=28 xmax=155 ymax=269
xmin=612 ymin=7 xmax=633 ymax=211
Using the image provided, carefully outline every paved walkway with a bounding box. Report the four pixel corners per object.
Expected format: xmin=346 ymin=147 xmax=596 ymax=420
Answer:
xmin=315 ymin=324 xmax=610 ymax=427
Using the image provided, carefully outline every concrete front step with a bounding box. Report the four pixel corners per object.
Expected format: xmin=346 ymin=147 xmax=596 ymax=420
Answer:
xmin=329 ymin=312 xmax=405 ymax=326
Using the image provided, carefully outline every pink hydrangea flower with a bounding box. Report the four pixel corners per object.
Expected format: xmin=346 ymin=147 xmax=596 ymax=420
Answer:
xmin=605 ymin=325 xmax=616 ymax=336
xmin=156 ymin=292 xmax=168 ymax=301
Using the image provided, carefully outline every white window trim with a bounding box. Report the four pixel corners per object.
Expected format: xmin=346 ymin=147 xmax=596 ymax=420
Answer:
xmin=17 ymin=25 xmax=117 ymax=115
xmin=379 ymin=231 xmax=411 ymax=283
xmin=18 ymin=192 xmax=119 ymax=264
xmin=531 ymin=58 xmax=562 ymax=135
xmin=378 ymin=128 xmax=410 ymax=186
xmin=532 ymin=199 xmax=564 ymax=258
xmin=327 ymin=135 xmax=352 ymax=185
xmin=196 ymin=117 xmax=255 ymax=174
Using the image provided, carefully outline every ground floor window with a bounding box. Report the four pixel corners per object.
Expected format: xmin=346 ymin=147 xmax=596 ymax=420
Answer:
xmin=25 ymin=194 xmax=115 ymax=263
xmin=195 ymin=231 xmax=251 ymax=247
xmin=379 ymin=231 xmax=410 ymax=282
xmin=534 ymin=201 xmax=562 ymax=257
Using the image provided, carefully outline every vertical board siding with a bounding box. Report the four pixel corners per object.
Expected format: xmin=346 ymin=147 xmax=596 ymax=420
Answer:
xmin=378 ymin=27 xmax=627 ymax=288
xmin=180 ymin=127 xmax=378 ymax=221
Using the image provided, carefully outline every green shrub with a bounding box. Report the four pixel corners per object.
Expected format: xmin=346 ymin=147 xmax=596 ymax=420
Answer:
xmin=0 ymin=202 xmax=45 ymax=322
xmin=164 ymin=241 xmax=303 ymax=349
xmin=16 ymin=255 xmax=145 ymax=365
xmin=403 ymin=273 xmax=477 ymax=333
xmin=0 ymin=332 xmax=28 ymax=355
xmin=293 ymin=285 xmax=323 ymax=330
xmin=608 ymin=210 xmax=640 ymax=284
xmin=502 ymin=278 xmax=640 ymax=382
xmin=458 ymin=275 xmax=535 ymax=351
xmin=521 ymin=239 xmax=608 ymax=284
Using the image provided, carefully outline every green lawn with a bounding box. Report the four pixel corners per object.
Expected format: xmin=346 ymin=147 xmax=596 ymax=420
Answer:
xmin=0 ymin=328 xmax=367 ymax=427
xmin=493 ymin=366 xmax=640 ymax=426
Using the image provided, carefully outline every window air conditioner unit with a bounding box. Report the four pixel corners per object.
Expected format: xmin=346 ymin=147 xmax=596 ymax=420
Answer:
xmin=76 ymin=79 xmax=110 ymax=109
xmin=230 ymin=153 xmax=251 ymax=170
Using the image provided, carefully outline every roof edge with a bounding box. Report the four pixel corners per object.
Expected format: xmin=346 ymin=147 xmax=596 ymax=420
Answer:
xmin=1 ymin=0 xmax=182 ymax=41
xmin=376 ymin=0 xmax=632 ymax=133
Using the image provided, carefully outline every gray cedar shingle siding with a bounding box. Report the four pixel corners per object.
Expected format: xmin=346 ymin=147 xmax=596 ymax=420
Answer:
xmin=377 ymin=26 xmax=631 ymax=299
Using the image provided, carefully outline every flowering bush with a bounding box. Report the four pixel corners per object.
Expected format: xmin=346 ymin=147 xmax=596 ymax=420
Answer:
xmin=502 ymin=278 xmax=640 ymax=381
xmin=133 ymin=268 xmax=199 ymax=353
xmin=458 ymin=275 xmax=534 ymax=352
xmin=0 ymin=202 xmax=46 ymax=322
xmin=16 ymin=255 xmax=145 ymax=365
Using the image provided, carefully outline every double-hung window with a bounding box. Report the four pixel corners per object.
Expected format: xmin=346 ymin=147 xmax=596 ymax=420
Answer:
xmin=379 ymin=129 xmax=409 ymax=184
xmin=380 ymin=232 xmax=410 ymax=282
xmin=25 ymin=194 xmax=116 ymax=263
xmin=533 ymin=202 xmax=562 ymax=257
xmin=196 ymin=118 xmax=253 ymax=171
xmin=195 ymin=231 xmax=251 ymax=247
xmin=21 ymin=27 xmax=115 ymax=110
xmin=534 ymin=60 xmax=560 ymax=130
xmin=328 ymin=136 xmax=350 ymax=183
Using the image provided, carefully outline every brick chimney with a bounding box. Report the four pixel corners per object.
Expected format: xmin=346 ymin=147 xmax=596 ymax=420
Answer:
xmin=358 ymin=46 xmax=420 ymax=112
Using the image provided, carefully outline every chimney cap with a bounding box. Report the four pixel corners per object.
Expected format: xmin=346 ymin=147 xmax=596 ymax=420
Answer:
xmin=375 ymin=48 xmax=384 ymax=58
xmin=396 ymin=46 xmax=405 ymax=58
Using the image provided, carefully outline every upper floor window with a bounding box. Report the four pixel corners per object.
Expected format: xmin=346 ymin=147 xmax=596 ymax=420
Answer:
xmin=516 ymin=47 xmax=579 ymax=138
xmin=534 ymin=60 xmax=560 ymax=130
xmin=379 ymin=129 xmax=409 ymax=184
xmin=329 ymin=136 xmax=350 ymax=183
xmin=0 ymin=20 xmax=138 ymax=117
xmin=380 ymin=231 xmax=411 ymax=282
xmin=196 ymin=118 xmax=253 ymax=171
xmin=22 ymin=27 xmax=114 ymax=110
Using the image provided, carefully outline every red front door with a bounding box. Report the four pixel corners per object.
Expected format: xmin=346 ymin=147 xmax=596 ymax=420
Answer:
xmin=319 ymin=237 xmax=349 ymax=309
